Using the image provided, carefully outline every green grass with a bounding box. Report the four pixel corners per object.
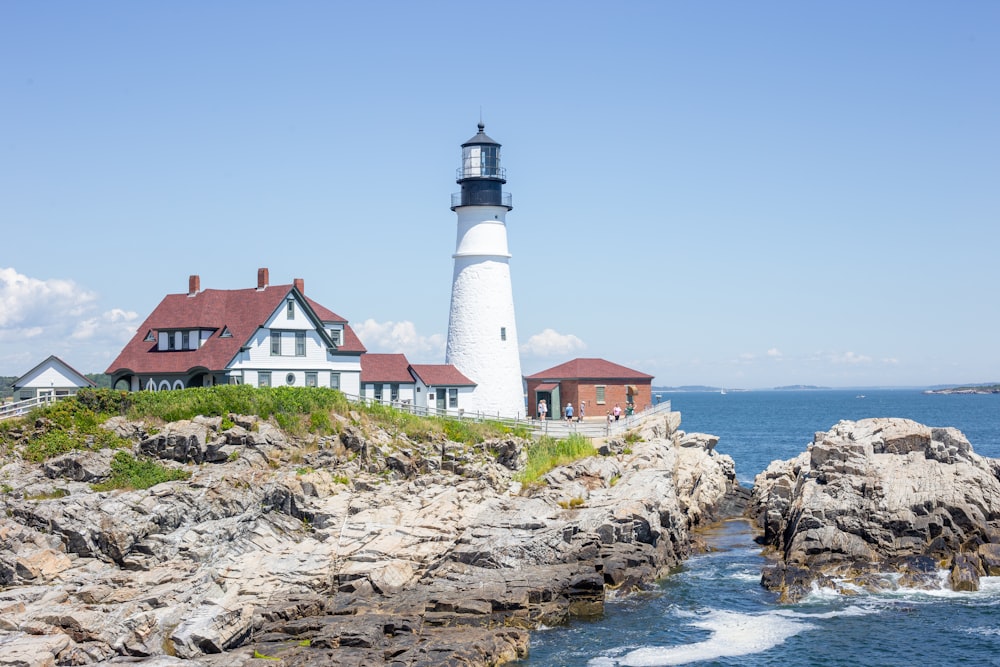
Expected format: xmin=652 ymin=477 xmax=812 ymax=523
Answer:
xmin=91 ymin=451 xmax=191 ymax=491
xmin=4 ymin=387 xmax=530 ymax=464
xmin=516 ymin=433 xmax=595 ymax=485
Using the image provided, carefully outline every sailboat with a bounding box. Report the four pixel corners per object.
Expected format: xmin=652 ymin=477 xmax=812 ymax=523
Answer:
xmin=720 ymin=387 xmax=727 ymax=395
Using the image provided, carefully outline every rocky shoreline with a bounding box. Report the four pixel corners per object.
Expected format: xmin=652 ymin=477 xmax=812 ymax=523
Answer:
xmin=0 ymin=409 xmax=745 ymax=666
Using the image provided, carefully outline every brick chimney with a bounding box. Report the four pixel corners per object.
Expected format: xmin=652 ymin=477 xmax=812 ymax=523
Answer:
xmin=188 ymin=275 xmax=200 ymax=296
xmin=293 ymin=278 xmax=304 ymax=295
xmin=257 ymin=267 xmax=269 ymax=291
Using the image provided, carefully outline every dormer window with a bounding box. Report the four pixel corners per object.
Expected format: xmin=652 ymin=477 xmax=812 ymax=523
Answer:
xmin=144 ymin=330 xmax=156 ymax=342
xmin=330 ymin=328 xmax=342 ymax=346
xmin=220 ymin=326 xmax=232 ymax=338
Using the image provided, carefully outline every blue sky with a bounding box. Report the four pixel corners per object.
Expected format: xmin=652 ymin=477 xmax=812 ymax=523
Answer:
xmin=2 ymin=1 xmax=997 ymax=388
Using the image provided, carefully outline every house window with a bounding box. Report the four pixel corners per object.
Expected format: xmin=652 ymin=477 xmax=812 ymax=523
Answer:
xmin=596 ymin=386 xmax=606 ymax=404
xmin=330 ymin=329 xmax=342 ymax=346
xmin=144 ymin=330 xmax=156 ymax=342
xmin=390 ymin=384 xmax=399 ymax=402
xmin=330 ymin=372 xmax=341 ymax=390
xmin=449 ymin=388 xmax=458 ymax=408
xmin=295 ymin=331 xmax=306 ymax=356
xmin=220 ymin=327 xmax=232 ymax=338
xmin=259 ymin=372 xmax=271 ymax=387
xmin=286 ymin=373 xmax=296 ymax=385
xmin=305 ymin=372 xmax=317 ymax=387
xmin=374 ymin=384 xmax=383 ymax=401
xmin=271 ymin=332 xmax=282 ymax=356
xmin=500 ymin=327 xmax=506 ymax=341
xmin=168 ymin=333 xmax=176 ymax=350
xmin=19 ymin=390 xmax=34 ymax=401
xmin=286 ymin=299 xmax=295 ymax=319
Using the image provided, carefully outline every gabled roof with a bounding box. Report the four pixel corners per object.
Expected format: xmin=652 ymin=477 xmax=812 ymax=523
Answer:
xmin=106 ymin=284 xmax=365 ymax=376
xmin=524 ymin=358 xmax=654 ymax=382
xmin=360 ymin=354 xmax=415 ymax=383
xmin=409 ymin=364 xmax=476 ymax=387
xmin=308 ymin=297 xmax=366 ymax=354
xmin=14 ymin=355 xmax=96 ymax=389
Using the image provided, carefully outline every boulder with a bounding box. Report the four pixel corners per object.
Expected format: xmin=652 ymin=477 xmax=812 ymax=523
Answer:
xmin=751 ymin=418 xmax=1000 ymax=600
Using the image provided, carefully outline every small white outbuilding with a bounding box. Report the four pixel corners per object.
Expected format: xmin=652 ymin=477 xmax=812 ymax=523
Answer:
xmin=12 ymin=355 xmax=96 ymax=402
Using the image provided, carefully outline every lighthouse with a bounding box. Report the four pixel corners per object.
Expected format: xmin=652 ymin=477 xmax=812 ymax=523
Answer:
xmin=445 ymin=123 xmax=525 ymax=418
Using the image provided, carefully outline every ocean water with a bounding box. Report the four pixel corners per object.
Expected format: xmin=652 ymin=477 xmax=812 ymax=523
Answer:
xmin=519 ymin=389 xmax=1000 ymax=666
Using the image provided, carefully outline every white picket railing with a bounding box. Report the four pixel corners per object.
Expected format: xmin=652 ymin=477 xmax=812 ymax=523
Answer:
xmin=0 ymin=394 xmax=66 ymax=421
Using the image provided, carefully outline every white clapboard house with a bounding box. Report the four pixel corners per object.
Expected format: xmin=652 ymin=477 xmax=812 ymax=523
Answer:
xmin=106 ymin=269 xmax=366 ymax=393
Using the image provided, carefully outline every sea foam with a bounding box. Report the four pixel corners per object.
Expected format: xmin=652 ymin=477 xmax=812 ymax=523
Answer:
xmin=588 ymin=608 xmax=816 ymax=666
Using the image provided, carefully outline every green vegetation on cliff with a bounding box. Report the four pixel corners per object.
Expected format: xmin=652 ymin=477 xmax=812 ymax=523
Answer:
xmin=2 ymin=386 xmax=532 ymax=463
xmin=517 ymin=433 xmax=594 ymax=486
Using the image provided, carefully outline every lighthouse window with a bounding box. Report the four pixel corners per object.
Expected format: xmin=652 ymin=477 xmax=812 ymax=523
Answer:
xmin=449 ymin=388 xmax=458 ymax=408
xmin=500 ymin=327 xmax=507 ymax=341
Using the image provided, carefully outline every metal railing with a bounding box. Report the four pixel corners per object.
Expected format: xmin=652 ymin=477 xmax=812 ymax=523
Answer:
xmin=450 ymin=191 xmax=513 ymax=209
xmin=345 ymin=393 xmax=671 ymax=440
xmin=0 ymin=394 xmax=65 ymax=421
xmin=525 ymin=399 xmax=673 ymax=439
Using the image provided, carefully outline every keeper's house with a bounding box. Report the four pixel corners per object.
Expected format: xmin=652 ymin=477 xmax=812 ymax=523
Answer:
xmin=525 ymin=358 xmax=654 ymax=419
xmin=106 ymin=268 xmax=365 ymax=393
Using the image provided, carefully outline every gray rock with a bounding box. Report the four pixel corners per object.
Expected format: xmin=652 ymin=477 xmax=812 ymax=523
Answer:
xmin=752 ymin=418 xmax=1000 ymax=601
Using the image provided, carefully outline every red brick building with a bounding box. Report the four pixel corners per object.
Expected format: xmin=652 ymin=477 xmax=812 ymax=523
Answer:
xmin=524 ymin=358 xmax=654 ymax=420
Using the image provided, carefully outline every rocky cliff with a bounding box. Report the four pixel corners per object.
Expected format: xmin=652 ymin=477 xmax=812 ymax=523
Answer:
xmin=0 ymin=409 xmax=742 ymax=666
xmin=751 ymin=417 xmax=1000 ymax=602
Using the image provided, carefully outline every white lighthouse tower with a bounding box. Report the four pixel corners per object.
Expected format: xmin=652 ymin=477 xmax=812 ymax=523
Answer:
xmin=446 ymin=123 xmax=524 ymax=418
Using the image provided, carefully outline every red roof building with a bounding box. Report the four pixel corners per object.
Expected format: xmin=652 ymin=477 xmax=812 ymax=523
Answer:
xmin=107 ymin=268 xmax=365 ymax=393
xmin=359 ymin=354 xmax=475 ymax=415
xmin=524 ymin=358 xmax=654 ymax=420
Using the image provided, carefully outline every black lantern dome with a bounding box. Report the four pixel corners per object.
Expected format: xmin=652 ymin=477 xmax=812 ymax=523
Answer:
xmin=452 ymin=123 xmax=512 ymax=211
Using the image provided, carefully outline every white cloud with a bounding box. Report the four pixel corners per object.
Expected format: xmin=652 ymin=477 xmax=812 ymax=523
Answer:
xmin=520 ymin=328 xmax=586 ymax=357
xmin=72 ymin=308 xmax=140 ymax=342
xmin=767 ymin=348 xmax=782 ymax=358
xmin=832 ymin=351 xmax=873 ymax=365
xmin=353 ymin=318 xmax=445 ymax=362
xmin=0 ymin=267 xmax=139 ymax=375
xmin=0 ymin=267 xmax=97 ymax=330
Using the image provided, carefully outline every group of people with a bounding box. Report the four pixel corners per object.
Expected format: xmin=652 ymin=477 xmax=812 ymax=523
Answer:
xmin=535 ymin=399 xmax=586 ymax=422
xmin=535 ymin=399 xmax=634 ymax=422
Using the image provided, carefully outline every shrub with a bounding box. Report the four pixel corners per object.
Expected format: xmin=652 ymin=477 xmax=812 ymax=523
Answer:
xmin=91 ymin=451 xmax=190 ymax=491
xmin=24 ymin=430 xmax=81 ymax=462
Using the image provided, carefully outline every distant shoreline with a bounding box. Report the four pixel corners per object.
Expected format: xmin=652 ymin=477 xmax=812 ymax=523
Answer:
xmin=925 ymin=386 xmax=1000 ymax=395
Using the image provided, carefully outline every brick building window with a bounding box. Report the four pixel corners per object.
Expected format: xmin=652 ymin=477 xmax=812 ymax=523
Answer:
xmin=596 ymin=386 xmax=606 ymax=404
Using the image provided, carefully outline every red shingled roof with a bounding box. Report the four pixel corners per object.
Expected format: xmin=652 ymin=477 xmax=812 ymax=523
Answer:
xmin=524 ymin=358 xmax=653 ymax=381
xmin=360 ymin=354 xmax=414 ymax=383
xmin=409 ymin=364 xmax=475 ymax=387
xmin=106 ymin=284 xmax=365 ymax=376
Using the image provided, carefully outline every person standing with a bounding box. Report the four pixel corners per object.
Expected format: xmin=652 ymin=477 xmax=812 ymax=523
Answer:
xmin=538 ymin=399 xmax=547 ymax=421
xmin=565 ymin=402 xmax=573 ymax=421
xmin=578 ymin=400 xmax=585 ymax=422
xmin=613 ymin=403 xmax=622 ymax=421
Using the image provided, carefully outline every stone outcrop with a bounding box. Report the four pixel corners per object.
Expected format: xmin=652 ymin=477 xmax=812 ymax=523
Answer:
xmin=751 ymin=417 xmax=1000 ymax=601
xmin=0 ymin=409 xmax=742 ymax=666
